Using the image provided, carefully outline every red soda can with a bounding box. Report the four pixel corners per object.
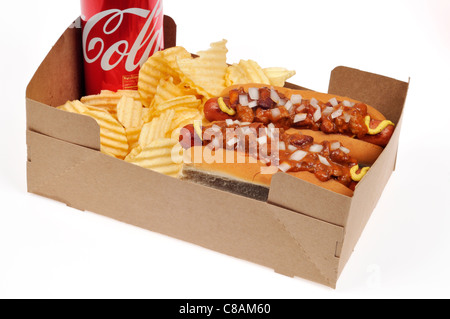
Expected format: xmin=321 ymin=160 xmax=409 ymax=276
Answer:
xmin=80 ymin=0 xmax=164 ymax=95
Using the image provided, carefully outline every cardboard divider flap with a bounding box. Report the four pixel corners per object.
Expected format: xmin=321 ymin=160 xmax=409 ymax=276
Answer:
xmin=268 ymin=173 xmax=352 ymax=227
xmin=26 ymin=20 xmax=84 ymax=108
xmin=26 ymin=100 xmax=101 ymax=150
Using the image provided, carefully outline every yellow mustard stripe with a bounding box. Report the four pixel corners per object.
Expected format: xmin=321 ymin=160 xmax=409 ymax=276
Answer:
xmin=218 ymin=97 xmax=236 ymax=116
xmin=193 ymin=120 xmax=203 ymax=141
xmin=365 ymin=116 xmax=395 ymax=135
xmin=350 ymin=165 xmax=370 ymax=182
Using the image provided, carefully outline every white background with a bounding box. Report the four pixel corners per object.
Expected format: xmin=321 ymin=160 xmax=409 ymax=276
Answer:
xmin=1 ymin=0 xmax=449 ymax=299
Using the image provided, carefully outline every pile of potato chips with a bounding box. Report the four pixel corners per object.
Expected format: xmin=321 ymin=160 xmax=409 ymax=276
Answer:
xmin=57 ymin=40 xmax=295 ymax=178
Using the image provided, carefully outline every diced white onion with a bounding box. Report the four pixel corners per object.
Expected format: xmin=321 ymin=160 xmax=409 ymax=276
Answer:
xmin=329 ymin=98 xmax=339 ymax=107
xmin=310 ymin=98 xmax=319 ymax=109
xmin=234 ymin=120 xmax=241 ymax=125
xmin=343 ymin=100 xmax=352 ymax=107
xmin=297 ymin=104 xmax=306 ymax=112
xmin=240 ymin=122 xmax=251 ymax=126
xmin=212 ymin=138 xmax=221 ymax=149
xmin=279 ymin=141 xmax=286 ymax=151
xmin=239 ymin=94 xmax=249 ymax=106
xmin=323 ymin=106 xmax=334 ymax=116
xmin=278 ymin=99 xmax=287 ymax=106
xmin=240 ymin=126 xmax=251 ymax=135
xmin=249 ymin=88 xmax=259 ymax=100
xmin=288 ymin=145 xmax=297 ymax=152
xmin=284 ymin=100 xmax=293 ymax=111
xmin=318 ymin=155 xmax=331 ymax=166
xmin=310 ymin=144 xmax=324 ymax=153
xmin=290 ymin=150 xmax=308 ymax=162
xmin=225 ymin=119 xmax=234 ymax=126
xmin=257 ymin=135 xmax=267 ymax=145
xmin=344 ymin=113 xmax=351 ymax=123
xmin=313 ymin=107 xmax=322 ymax=122
xmin=330 ymin=142 xmax=341 ymax=151
xmin=331 ymin=109 xmax=343 ymax=119
xmin=294 ymin=113 xmax=307 ymax=123
xmin=290 ymin=94 xmax=303 ymax=105
xmin=248 ymin=101 xmax=258 ymax=108
xmin=270 ymin=89 xmax=280 ymax=103
xmin=212 ymin=124 xmax=221 ymax=132
xmin=340 ymin=146 xmax=350 ymax=154
xmin=268 ymin=123 xmax=275 ymax=130
xmin=278 ymin=163 xmax=292 ymax=172
xmin=271 ymin=108 xmax=281 ymax=119
xmin=227 ymin=137 xmax=238 ymax=147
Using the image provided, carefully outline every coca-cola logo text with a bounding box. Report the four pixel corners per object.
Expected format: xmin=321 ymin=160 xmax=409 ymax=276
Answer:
xmin=82 ymin=0 xmax=163 ymax=72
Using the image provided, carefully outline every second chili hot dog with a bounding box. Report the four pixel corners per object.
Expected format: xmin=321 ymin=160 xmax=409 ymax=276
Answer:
xmin=179 ymin=120 xmax=371 ymax=197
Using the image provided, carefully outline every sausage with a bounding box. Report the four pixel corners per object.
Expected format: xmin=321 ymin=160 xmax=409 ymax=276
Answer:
xmin=179 ymin=124 xmax=202 ymax=149
xmin=359 ymin=119 xmax=395 ymax=147
xmin=203 ymin=97 xmax=236 ymax=122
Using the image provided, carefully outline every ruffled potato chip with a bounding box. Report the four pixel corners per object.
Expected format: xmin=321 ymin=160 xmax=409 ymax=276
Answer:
xmin=82 ymin=108 xmax=129 ymax=159
xmin=125 ymin=138 xmax=183 ymax=177
xmin=176 ymin=40 xmax=228 ymax=98
xmin=117 ymin=95 xmax=144 ymax=129
xmin=263 ymin=67 xmax=296 ymax=87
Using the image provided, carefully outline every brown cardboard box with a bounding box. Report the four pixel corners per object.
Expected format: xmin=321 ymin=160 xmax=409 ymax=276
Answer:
xmin=25 ymin=17 xmax=408 ymax=288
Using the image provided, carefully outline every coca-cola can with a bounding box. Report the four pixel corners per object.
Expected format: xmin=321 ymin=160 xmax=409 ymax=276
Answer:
xmin=80 ymin=0 xmax=164 ymax=95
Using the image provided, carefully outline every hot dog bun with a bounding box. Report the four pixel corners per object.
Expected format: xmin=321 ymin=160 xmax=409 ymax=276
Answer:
xmin=181 ymin=146 xmax=354 ymax=201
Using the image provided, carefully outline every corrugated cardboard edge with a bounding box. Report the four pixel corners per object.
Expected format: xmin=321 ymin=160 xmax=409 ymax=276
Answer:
xmin=27 ymin=130 xmax=344 ymax=287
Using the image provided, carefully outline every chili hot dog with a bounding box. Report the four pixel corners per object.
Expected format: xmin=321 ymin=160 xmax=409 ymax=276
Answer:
xmin=202 ymin=84 xmax=395 ymax=166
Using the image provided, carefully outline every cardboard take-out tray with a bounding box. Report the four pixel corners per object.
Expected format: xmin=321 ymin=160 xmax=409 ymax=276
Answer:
xmin=25 ymin=16 xmax=409 ymax=288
